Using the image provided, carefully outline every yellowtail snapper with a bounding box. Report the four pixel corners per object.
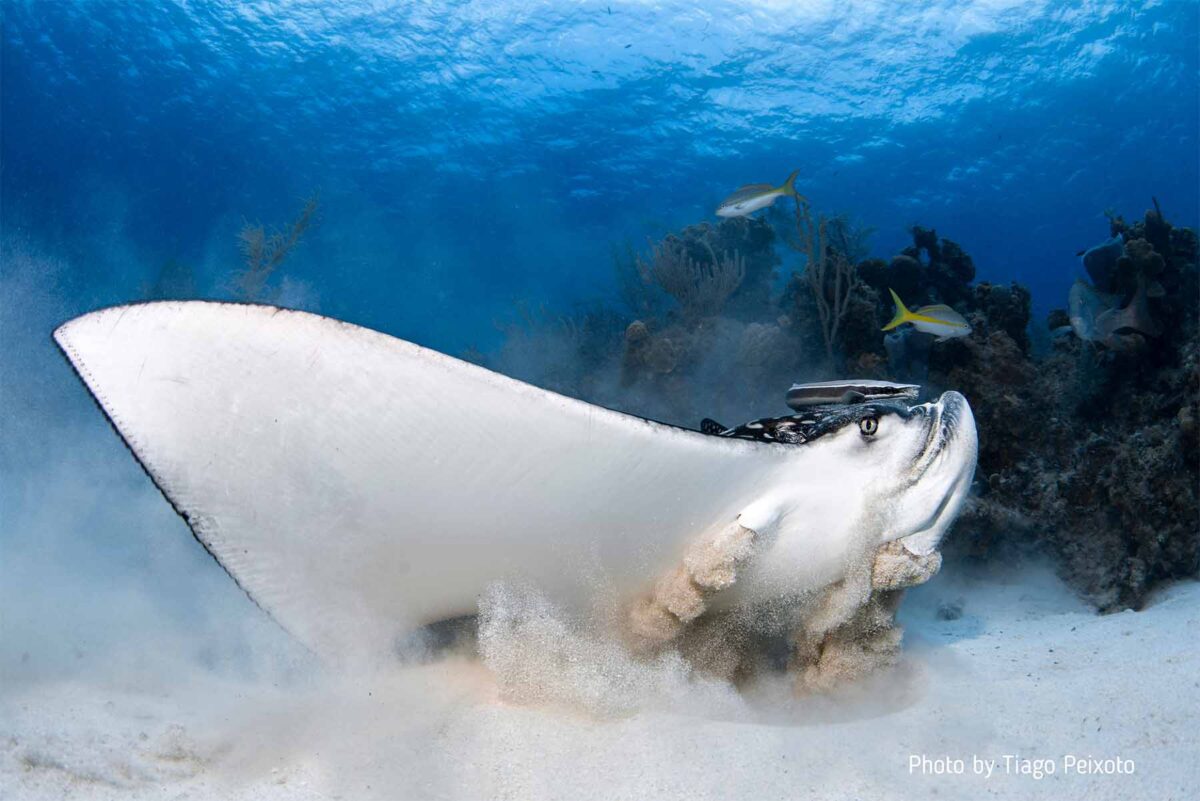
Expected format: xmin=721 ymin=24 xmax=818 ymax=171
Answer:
xmin=716 ymin=170 xmax=803 ymax=217
xmin=882 ymin=288 xmax=972 ymax=342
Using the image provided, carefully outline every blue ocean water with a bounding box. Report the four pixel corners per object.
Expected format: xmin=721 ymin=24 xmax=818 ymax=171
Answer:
xmin=3 ymin=7 xmax=1200 ymax=798
xmin=3 ymin=1 xmax=1197 ymax=358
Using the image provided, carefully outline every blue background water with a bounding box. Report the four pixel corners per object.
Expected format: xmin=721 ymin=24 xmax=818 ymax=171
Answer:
xmin=4 ymin=0 xmax=1197 ymax=359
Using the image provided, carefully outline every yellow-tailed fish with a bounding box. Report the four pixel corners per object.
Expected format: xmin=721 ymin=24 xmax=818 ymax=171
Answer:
xmin=716 ymin=170 xmax=803 ymax=218
xmin=882 ymin=288 xmax=972 ymax=342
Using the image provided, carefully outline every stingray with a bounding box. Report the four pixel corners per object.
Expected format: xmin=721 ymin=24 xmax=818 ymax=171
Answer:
xmin=54 ymin=302 xmax=978 ymax=663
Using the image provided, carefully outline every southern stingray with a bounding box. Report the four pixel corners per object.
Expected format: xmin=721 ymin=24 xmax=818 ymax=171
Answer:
xmin=55 ymin=301 xmax=978 ymax=677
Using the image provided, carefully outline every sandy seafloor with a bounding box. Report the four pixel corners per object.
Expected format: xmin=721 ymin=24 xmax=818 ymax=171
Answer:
xmin=2 ymin=565 xmax=1197 ymax=801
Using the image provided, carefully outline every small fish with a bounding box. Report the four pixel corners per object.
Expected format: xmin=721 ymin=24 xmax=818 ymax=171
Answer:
xmin=716 ymin=170 xmax=803 ymax=218
xmin=785 ymin=379 xmax=919 ymax=410
xmin=881 ymin=289 xmax=972 ymax=342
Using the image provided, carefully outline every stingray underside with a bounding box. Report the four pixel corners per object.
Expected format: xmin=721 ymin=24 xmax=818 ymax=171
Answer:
xmin=54 ymin=302 xmax=784 ymax=658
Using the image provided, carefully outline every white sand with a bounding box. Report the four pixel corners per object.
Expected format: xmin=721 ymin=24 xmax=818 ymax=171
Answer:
xmin=2 ymin=563 xmax=1196 ymax=801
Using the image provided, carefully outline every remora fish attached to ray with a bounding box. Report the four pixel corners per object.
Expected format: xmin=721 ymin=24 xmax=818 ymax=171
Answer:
xmin=54 ymin=302 xmax=978 ymax=660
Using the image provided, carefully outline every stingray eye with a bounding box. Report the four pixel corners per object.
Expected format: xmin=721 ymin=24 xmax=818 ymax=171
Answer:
xmin=859 ymin=416 xmax=879 ymax=436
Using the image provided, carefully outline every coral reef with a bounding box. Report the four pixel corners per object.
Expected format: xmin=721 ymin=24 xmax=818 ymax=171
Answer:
xmin=934 ymin=205 xmax=1199 ymax=610
xmin=840 ymin=208 xmax=1197 ymax=611
xmin=494 ymin=301 xmax=627 ymax=402
xmin=636 ymin=235 xmax=746 ymax=320
xmin=789 ymin=200 xmax=861 ymax=364
xmin=584 ymin=219 xmax=798 ymax=424
xmin=493 ymin=199 xmax=1199 ymax=617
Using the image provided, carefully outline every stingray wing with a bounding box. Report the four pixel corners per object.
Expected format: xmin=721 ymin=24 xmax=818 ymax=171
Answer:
xmin=55 ymin=302 xmax=780 ymax=658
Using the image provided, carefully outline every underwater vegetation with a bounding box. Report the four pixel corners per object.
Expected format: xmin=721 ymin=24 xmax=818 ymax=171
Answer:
xmin=486 ymin=198 xmax=1199 ymax=613
xmin=140 ymin=195 xmax=320 ymax=309
xmin=235 ymin=194 xmax=319 ymax=302
xmin=635 ymin=235 xmax=747 ymax=321
xmin=790 ymin=200 xmax=859 ymax=363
